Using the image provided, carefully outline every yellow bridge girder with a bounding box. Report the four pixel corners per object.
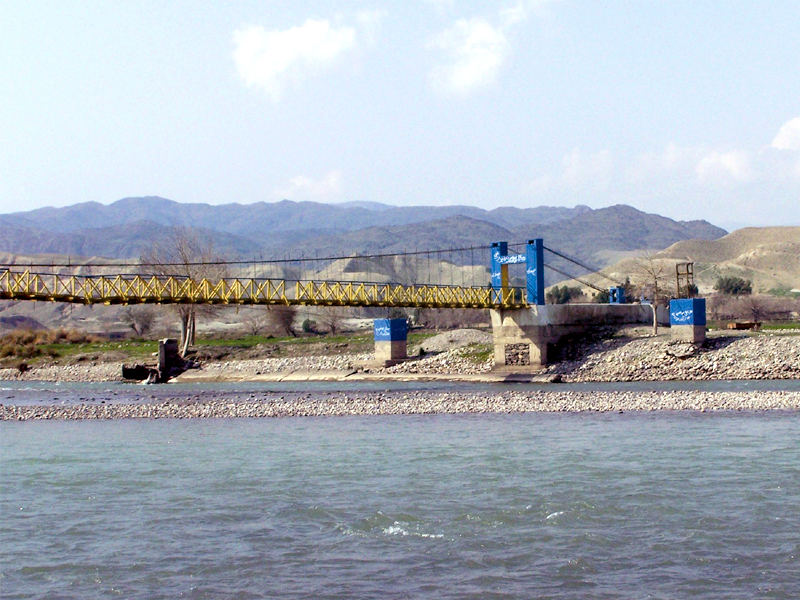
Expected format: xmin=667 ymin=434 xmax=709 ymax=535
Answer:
xmin=0 ymin=270 xmax=527 ymax=309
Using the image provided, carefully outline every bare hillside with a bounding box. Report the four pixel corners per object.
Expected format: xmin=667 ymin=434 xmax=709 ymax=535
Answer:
xmin=655 ymin=227 xmax=800 ymax=293
xmin=657 ymin=227 xmax=800 ymax=263
xmin=549 ymin=226 xmax=799 ymax=295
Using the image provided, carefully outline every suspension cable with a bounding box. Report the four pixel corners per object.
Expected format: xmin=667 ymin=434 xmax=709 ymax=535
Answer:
xmin=544 ymin=263 xmax=607 ymax=294
xmin=543 ymin=246 xmax=625 ymax=286
xmin=0 ymin=243 xmax=494 ymax=270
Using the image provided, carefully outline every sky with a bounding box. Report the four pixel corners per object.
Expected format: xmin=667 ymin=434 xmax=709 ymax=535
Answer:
xmin=1 ymin=0 xmax=799 ymax=230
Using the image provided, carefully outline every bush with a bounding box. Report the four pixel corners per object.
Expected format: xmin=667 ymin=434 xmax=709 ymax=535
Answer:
xmin=594 ymin=290 xmax=610 ymax=303
xmin=0 ymin=328 xmax=99 ymax=360
xmin=714 ymin=276 xmax=752 ymax=296
xmin=546 ymin=285 xmax=584 ymax=304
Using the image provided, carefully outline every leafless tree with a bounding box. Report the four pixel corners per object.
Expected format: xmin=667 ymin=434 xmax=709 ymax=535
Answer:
xmin=268 ymin=305 xmax=298 ymax=337
xmin=242 ymin=310 xmax=269 ymax=336
xmin=632 ymin=251 xmax=674 ymax=335
xmin=317 ymin=306 xmax=347 ymax=335
xmin=141 ymin=228 xmax=228 ymax=355
xmin=741 ymin=295 xmax=767 ymax=322
xmin=121 ymin=305 xmax=158 ymax=337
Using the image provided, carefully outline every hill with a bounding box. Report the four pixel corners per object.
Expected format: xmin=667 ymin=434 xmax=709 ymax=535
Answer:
xmin=1 ymin=196 xmax=592 ymax=237
xmin=657 ymin=227 xmax=800 ymax=293
xmin=559 ymin=227 xmax=800 ymax=296
xmin=0 ymin=198 xmax=727 ymax=270
xmin=0 ymin=220 xmax=261 ymax=259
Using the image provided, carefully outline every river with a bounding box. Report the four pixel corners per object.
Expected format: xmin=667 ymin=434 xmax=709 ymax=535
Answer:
xmin=2 ymin=385 xmax=799 ymax=599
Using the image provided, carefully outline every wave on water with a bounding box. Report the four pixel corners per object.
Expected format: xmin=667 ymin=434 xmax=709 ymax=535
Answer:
xmin=383 ymin=523 xmax=444 ymax=539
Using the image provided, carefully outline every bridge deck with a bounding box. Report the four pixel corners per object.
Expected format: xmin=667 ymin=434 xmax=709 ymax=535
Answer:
xmin=0 ymin=270 xmax=527 ymax=309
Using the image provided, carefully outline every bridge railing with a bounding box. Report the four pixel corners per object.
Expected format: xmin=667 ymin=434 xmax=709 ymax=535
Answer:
xmin=0 ymin=270 xmax=527 ymax=309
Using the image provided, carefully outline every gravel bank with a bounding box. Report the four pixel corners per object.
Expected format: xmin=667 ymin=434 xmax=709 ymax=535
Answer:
xmin=548 ymin=334 xmax=800 ymax=382
xmin=2 ymin=390 xmax=799 ymax=420
xmin=200 ymin=353 xmax=372 ymax=374
xmin=0 ymin=362 xmax=125 ymax=383
xmin=1 ymin=332 xmax=798 ymax=383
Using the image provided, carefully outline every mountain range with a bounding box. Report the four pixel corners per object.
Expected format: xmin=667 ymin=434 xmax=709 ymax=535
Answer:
xmin=0 ymin=197 xmax=727 ymax=270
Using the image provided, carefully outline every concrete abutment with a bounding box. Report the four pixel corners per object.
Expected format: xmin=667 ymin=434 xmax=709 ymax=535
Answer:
xmin=490 ymin=304 xmax=660 ymax=371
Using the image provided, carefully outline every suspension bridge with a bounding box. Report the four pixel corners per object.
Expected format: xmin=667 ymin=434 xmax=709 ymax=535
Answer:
xmin=0 ymin=239 xmax=625 ymax=309
xmin=1 ymin=239 xmax=658 ymax=368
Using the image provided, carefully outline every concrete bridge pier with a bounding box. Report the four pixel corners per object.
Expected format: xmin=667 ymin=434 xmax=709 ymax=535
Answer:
xmin=490 ymin=304 xmax=656 ymax=370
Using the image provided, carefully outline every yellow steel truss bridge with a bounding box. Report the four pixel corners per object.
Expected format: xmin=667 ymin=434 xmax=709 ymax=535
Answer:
xmin=0 ymin=270 xmax=527 ymax=309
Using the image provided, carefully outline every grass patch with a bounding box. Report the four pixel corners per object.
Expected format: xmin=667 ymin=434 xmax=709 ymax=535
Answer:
xmin=193 ymin=330 xmax=437 ymax=348
xmin=38 ymin=339 xmax=158 ymax=360
xmin=761 ymin=322 xmax=800 ymax=330
xmin=460 ymin=343 xmax=493 ymax=364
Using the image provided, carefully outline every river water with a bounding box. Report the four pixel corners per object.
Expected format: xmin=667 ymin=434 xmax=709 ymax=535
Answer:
xmin=2 ymin=394 xmax=800 ymax=599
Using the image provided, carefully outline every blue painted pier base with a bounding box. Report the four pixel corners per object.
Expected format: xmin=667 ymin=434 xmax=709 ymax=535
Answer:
xmin=373 ymin=318 xmax=408 ymax=364
xmin=669 ymin=298 xmax=706 ymax=343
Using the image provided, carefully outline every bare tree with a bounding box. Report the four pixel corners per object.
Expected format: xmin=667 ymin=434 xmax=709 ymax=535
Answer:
xmin=141 ymin=228 xmax=228 ymax=355
xmin=632 ymin=251 xmax=674 ymax=335
xmin=242 ymin=310 xmax=269 ymax=336
xmin=268 ymin=305 xmax=298 ymax=337
xmin=121 ymin=305 xmax=158 ymax=337
xmin=317 ymin=306 xmax=347 ymax=335
xmin=741 ymin=295 xmax=767 ymax=322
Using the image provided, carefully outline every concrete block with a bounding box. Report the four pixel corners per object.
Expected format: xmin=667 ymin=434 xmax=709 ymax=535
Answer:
xmin=669 ymin=299 xmax=706 ymax=326
xmin=373 ymin=318 xmax=407 ymax=341
xmin=671 ymin=324 xmax=706 ymax=343
xmin=669 ymin=299 xmax=706 ymax=343
xmin=375 ymin=340 xmax=408 ymax=362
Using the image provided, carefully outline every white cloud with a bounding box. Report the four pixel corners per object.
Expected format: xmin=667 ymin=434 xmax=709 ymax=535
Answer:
xmin=233 ymin=20 xmax=356 ymax=101
xmin=429 ymin=17 xmax=509 ymax=94
xmin=771 ymin=116 xmax=800 ymax=151
xmin=695 ymin=150 xmax=756 ymax=185
xmin=275 ymin=170 xmax=342 ymax=200
xmin=428 ymin=1 xmax=556 ymax=94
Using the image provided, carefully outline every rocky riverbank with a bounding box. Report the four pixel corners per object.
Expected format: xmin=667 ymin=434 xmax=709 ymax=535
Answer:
xmin=546 ymin=332 xmax=800 ymax=382
xmin=0 ymin=330 xmax=798 ymax=383
xmin=3 ymin=390 xmax=800 ymax=420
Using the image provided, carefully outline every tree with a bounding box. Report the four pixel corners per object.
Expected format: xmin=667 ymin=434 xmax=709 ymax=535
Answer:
xmin=317 ymin=306 xmax=347 ymax=335
xmin=242 ymin=310 xmax=269 ymax=336
xmin=594 ymin=289 xmax=610 ymax=303
xmin=121 ymin=305 xmax=158 ymax=337
xmin=268 ymin=305 xmax=298 ymax=337
xmin=714 ymin=276 xmax=752 ymax=296
xmin=546 ymin=285 xmax=583 ymax=304
xmin=141 ymin=228 xmax=228 ymax=355
xmin=632 ymin=251 xmax=674 ymax=335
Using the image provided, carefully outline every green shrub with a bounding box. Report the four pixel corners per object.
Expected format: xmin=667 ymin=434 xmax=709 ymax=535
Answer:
xmin=546 ymin=285 xmax=584 ymax=304
xmin=714 ymin=276 xmax=752 ymax=296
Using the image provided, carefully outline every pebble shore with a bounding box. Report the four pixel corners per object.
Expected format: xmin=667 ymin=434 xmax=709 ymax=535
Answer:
xmin=548 ymin=334 xmax=800 ymax=382
xmin=1 ymin=332 xmax=798 ymax=383
xmin=2 ymin=390 xmax=800 ymax=420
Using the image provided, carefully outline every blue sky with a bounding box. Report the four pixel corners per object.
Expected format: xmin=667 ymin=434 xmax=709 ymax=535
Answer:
xmin=1 ymin=0 xmax=799 ymax=230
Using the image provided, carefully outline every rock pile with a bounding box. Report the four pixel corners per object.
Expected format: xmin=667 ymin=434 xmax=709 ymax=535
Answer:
xmin=549 ymin=334 xmax=800 ymax=382
xmin=376 ymin=346 xmax=493 ymax=375
xmin=417 ymin=329 xmax=492 ymax=353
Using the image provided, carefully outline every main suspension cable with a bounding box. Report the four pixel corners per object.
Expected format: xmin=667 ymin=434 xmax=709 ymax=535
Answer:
xmin=543 ymin=263 xmax=607 ymax=294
